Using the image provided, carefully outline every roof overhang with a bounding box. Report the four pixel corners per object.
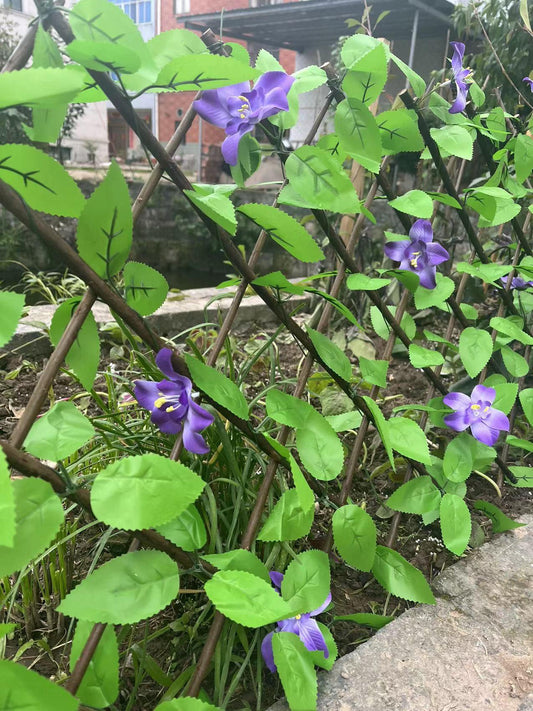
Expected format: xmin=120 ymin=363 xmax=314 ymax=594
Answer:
xmin=181 ymin=0 xmax=454 ymax=53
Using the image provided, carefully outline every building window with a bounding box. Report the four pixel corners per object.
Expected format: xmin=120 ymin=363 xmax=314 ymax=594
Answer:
xmin=175 ymin=0 xmax=190 ymax=14
xmin=3 ymin=0 xmax=23 ymax=11
xmin=110 ymin=0 xmax=152 ymax=24
xmin=249 ymin=0 xmax=283 ymax=7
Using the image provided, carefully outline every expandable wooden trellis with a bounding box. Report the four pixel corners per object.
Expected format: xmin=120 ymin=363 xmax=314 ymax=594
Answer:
xmin=1 ymin=4 xmax=531 ymax=702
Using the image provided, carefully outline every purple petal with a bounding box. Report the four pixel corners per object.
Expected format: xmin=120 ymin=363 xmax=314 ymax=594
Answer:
xmin=310 ymin=592 xmax=332 ymax=617
xmin=426 ymin=242 xmax=450 ymax=266
xmin=193 ymin=82 xmax=250 ymax=127
xmin=469 ymin=419 xmax=501 ymax=446
xmin=450 ymin=42 xmax=465 ymax=76
xmin=221 ymin=125 xmax=252 ymax=165
xmin=255 ymin=71 xmax=294 ymax=99
xmin=155 ymin=348 xmax=180 ymax=381
xmin=449 ymin=84 xmax=468 ymax=114
xmin=418 ymin=265 xmax=437 ymax=289
xmin=409 ymin=219 xmax=433 ymax=244
xmin=134 ymin=379 xmax=161 ymax=411
xmin=182 ymin=403 xmax=213 ymax=455
xmin=278 ymin=617 xmax=298 ymax=634
xmin=188 ymin=398 xmax=214 ymax=431
xmin=298 ymin=617 xmax=329 ymax=656
xmin=482 ymin=408 xmax=510 ymax=432
xmin=384 ymin=240 xmax=408 ymax=262
xmin=443 ymin=391 xmax=471 ymax=410
xmin=444 ymin=411 xmax=470 ymax=432
xmin=259 ymin=87 xmax=292 ymax=119
xmin=261 ymin=631 xmax=277 ymax=673
xmin=523 ymin=77 xmax=533 ymax=91
xmin=470 ymin=384 xmax=495 ymax=405
xmin=269 ymin=571 xmax=284 ymax=591
xmin=157 ymin=412 xmax=183 ymax=435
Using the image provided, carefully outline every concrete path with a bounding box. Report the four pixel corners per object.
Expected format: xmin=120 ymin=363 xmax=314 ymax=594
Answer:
xmin=4 ymin=284 xmax=308 ymax=357
xmin=270 ymin=516 xmax=533 ymax=711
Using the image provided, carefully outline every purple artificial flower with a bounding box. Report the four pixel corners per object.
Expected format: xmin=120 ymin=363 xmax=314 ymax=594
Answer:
xmin=449 ymin=42 xmax=472 ymax=114
xmin=500 ymin=275 xmax=533 ymax=290
xmin=523 ymin=77 xmax=533 ymax=92
xmin=134 ymin=348 xmax=214 ymax=454
xmin=443 ymin=384 xmax=510 ymax=447
xmin=193 ymin=71 xmax=294 ymax=165
xmin=384 ymin=219 xmax=449 ymax=290
xmin=261 ymin=571 xmax=332 ymax=673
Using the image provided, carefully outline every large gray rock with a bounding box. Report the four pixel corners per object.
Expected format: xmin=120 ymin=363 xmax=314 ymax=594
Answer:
xmin=270 ymin=516 xmax=533 ymax=711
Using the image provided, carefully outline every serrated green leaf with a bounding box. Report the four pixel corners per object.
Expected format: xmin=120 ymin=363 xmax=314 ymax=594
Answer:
xmin=91 ymin=454 xmax=205 ymax=530
xmin=332 ymin=504 xmax=376 ymax=572
xmin=359 ymin=357 xmax=388 ymax=388
xmin=430 ymin=125 xmax=474 ymax=160
xmin=362 ymin=395 xmax=394 ymax=468
xmin=456 ymin=261 xmax=512 ymax=285
xmin=378 ymin=109 xmax=424 ymax=154
xmin=508 ymin=466 xmax=533 ymax=487
xmin=466 ymin=187 xmax=520 ymax=227
xmin=58 ymin=550 xmax=180 ymax=623
xmin=0 ymin=660 xmax=78 ymax=711
xmin=370 ymin=304 xmax=416 ymax=341
xmin=147 ymin=29 xmax=206 ymax=70
xmin=0 ymin=144 xmax=84 ymax=217
xmin=342 ymin=43 xmax=388 ymax=106
xmin=490 ymin=316 xmax=533 ymax=345
xmin=0 ymin=450 xmax=15 ymax=548
xmin=124 ymin=262 xmax=168 ymax=316
xmin=335 ymin=97 xmax=382 ymax=173
xmin=372 ymin=546 xmax=435 ymax=603
xmin=157 ymin=505 xmax=207 ymax=552
xmin=70 ymin=621 xmax=119 ymax=708
xmin=409 ymin=344 xmax=444 ymax=368
xmin=390 ymin=52 xmax=426 ymax=95
xmin=305 ymin=287 xmax=360 ymax=326
xmin=204 ymin=570 xmax=292 ymax=628
xmin=308 ymin=621 xmax=337 ymax=671
xmin=156 ymin=54 xmax=259 ymax=92
xmin=185 ymin=183 xmax=237 ymax=235
xmin=273 ymin=633 xmax=318 ymax=711
xmin=24 ymin=401 xmax=94 ymax=461
xmin=346 ymin=274 xmax=391 ymax=290
xmin=458 ymin=327 xmax=493 ymax=378
xmin=414 ymin=274 xmax=455 ymax=310
xmin=325 ymin=410 xmax=363 ymax=432
xmin=306 ymin=327 xmax=352 ymax=381
xmin=0 ymin=66 xmax=84 ymax=110
xmin=66 ymin=39 xmax=141 ymax=73
xmin=443 ymin=434 xmax=474 ymax=483
xmin=49 ymin=298 xmax=100 ymax=391
xmin=279 ymin=146 xmax=361 ymax=214
xmin=484 ymin=374 xmax=518 ymax=415
xmin=501 ymin=345 xmax=529 ymax=377
xmin=389 ymin=190 xmax=433 ymax=219
xmin=335 ymin=612 xmax=393 ymax=628
xmin=474 ymin=500 xmax=525 ymax=533
xmin=0 ymin=291 xmax=24 ymax=348
xmin=514 ymin=133 xmax=533 ymax=184
xmin=0 ymin=478 xmax=64 ymax=578
xmin=238 ymin=203 xmax=324 ymax=262
xmin=387 ymin=475 xmax=441 ymax=514
xmin=440 ymin=494 xmax=471 ymax=555
xmin=184 ymin=354 xmax=248 ymax=420
xmin=155 ymin=700 xmax=222 ymax=711
xmin=77 ymin=161 xmax=132 ymax=279
xmin=258 ymin=489 xmax=314 ymax=542
xmin=266 ymin=388 xmax=313 ymax=428
xmin=230 ymin=133 xmax=261 ymax=187
xmin=387 ymin=418 xmax=431 ymax=464
xmin=202 ymin=550 xmax=269 ymax=582
xmin=281 ymin=550 xmax=330 ymax=614
xmin=296 ymin=413 xmax=344 ymax=482
xmin=519 ymin=388 xmax=533 ymax=425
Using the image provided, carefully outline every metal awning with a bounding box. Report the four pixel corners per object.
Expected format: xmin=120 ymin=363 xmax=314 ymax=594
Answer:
xmin=181 ymin=0 xmax=453 ymax=52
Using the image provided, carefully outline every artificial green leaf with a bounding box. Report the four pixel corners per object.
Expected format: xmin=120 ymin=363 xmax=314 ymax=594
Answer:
xmin=467 ymin=436 xmax=496 ymax=473
xmin=386 ymin=418 xmax=431 ymax=464
xmin=184 ymin=354 xmax=248 ymax=420
xmin=409 ymin=344 xmax=444 ymax=369
xmin=359 ymin=357 xmax=388 ymax=388
xmin=253 ymin=271 xmax=304 ymax=294
xmin=519 ymin=388 xmax=533 ymax=425
xmin=474 ymin=500 xmax=525 ymax=533
xmin=91 ymin=454 xmax=205 ymax=530
xmin=386 ymin=476 xmax=441 ymax=514
xmin=508 ymin=466 xmax=533 ymax=487
xmin=325 ymin=410 xmax=363 ymax=432
xmin=154 ymin=699 xmax=222 ymax=711
xmin=204 ymin=570 xmax=292 ymax=628
xmin=514 ymin=133 xmax=533 ymax=183
xmin=202 ymin=549 xmax=269 ymax=582
xmin=308 ymin=622 xmax=337 ymax=671
xmin=281 ymin=550 xmax=330 ymax=615
xmin=430 ymin=125 xmax=474 ymax=160
xmin=305 ymin=287 xmax=360 ymax=325
xmin=296 ymin=413 xmax=344 ymax=481
xmin=490 ymin=316 xmax=533 ymax=346
xmin=440 ymin=494 xmax=471 ymax=556
xmin=443 ymin=434 xmax=474 ymax=483
xmin=377 ymin=109 xmax=424 ymax=154
xmin=460 ymin=303 xmax=478 ymax=320
xmin=0 ymin=291 xmax=24 ymax=348
xmin=505 ymin=436 xmax=533 ymax=453
xmin=414 ymin=274 xmax=455 ymax=310
xmin=0 ymin=660 xmax=78 ymax=711
xmin=335 ymin=97 xmax=382 ymax=173
xmin=146 ymin=29 xmax=206 ymax=70
xmin=255 ymin=48 xmax=284 ymax=73
xmin=270 ymin=65 xmax=328 ymax=130
xmin=389 ymin=190 xmax=433 ymax=219
xmin=289 ymin=453 xmax=315 ymax=511
xmin=425 ymin=192 xmax=462 ymax=209
xmin=456 ymin=261 xmax=512 ymax=284
xmin=332 ymin=504 xmax=376 ymax=572
xmin=459 ymin=327 xmax=493 ymax=378
xmin=66 ymin=39 xmax=141 ymax=74
xmin=124 ymin=262 xmax=168 ymax=316
xmin=0 ymin=623 xmax=16 ymax=639
xmin=484 ymin=374 xmax=518 ymax=414
xmin=258 ymin=489 xmax=314 ymax=542
xmin=390 ymin=52 xmax=426 ymax=95
xmin=156 ymin=54 xmax=259 ymax=92
xmin=0 ymin=66 xmax=84 ymax=110
xmin=230 ymin=133 xmax=262 ymax=187
xmin=266 ymin=389 xmax=313 ymax=427
xmin=346 ymin=274 xmax=391 ymax=290
xmin=0 ymin=144 xmax=84 ymax=217
xmin=342 ymin=43 xmax=388 ymax=106
xmin=0 ymin=478 xmax=64 ymax=578
xmin=370 ymin=305 xmax=416 ymax=341
xmin=362 ymin=396 xmax=394 ymax=468
xmin=238 ymin=203 xmax=324 ymax=262
xmin=49 ymin=298 xmax=100 ymax=391
xmin=279 ymin=146 xmax=361 ymax=214
xmin=0 ymin=449 xmax=15 ymax=548
xmin=185 ymin=183 xmax=237 ymax=235
xmin=501 ymin=345 xmax=529 ymax=377
xmin=24 ymin=401 xmax=94 ymax=461
xmin=58 ymin=550 xmax=180 ymax=623
xmin=466 ymin=187 xmax=520 ymax=227
xmin=272 ymin=633 xmax=318 ymax=711
xmin=70 ymin=620 xmax=119 ymax=708
xmin=372 ymin=546 xmax=435 ymax=603
xmin=157 ymin=505 xmax=207 ymax=552
xmin=334 ymin=612 xmax=393 ymax=629
xmin=76 ymin=161 xmax=132 ymax=279
xmin=342 ymin=34 xmax=390 ymax=68
xmin=306 ymin=327 xmax=352 ymax=381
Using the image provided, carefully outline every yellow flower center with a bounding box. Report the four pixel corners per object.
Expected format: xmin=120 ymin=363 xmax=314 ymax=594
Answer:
xmin=410 ymin=251 xmax=421 ymax=268
xmin=154 ymin=396 xmax=166 ymax=409
xmin=295 ymin=614 xmax=302 ymax=620
xmin=471 ymin=404 xmax=481 ymax=411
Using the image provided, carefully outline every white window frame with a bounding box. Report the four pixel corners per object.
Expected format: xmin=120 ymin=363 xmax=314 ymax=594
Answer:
xmin=175 ymin=0 xmax=190 ymax=14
